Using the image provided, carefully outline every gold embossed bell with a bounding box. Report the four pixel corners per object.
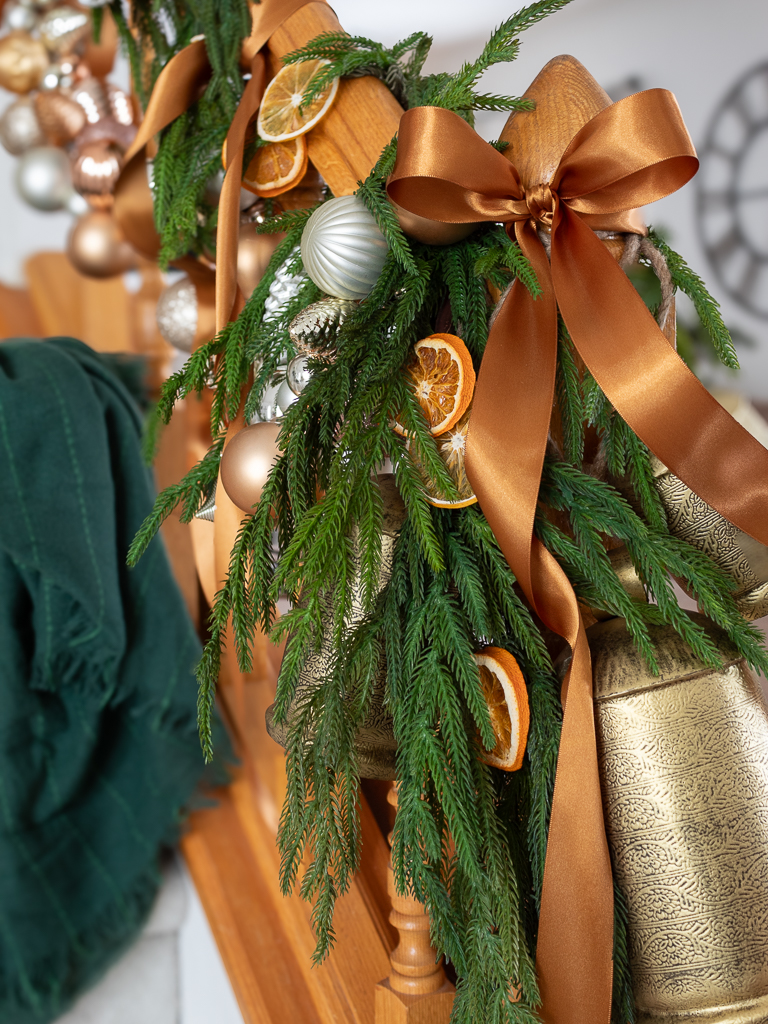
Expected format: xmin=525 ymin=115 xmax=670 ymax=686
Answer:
xmin=265 ymin=473 xmax=401 ymax=780
xmin=591 ymin=607 xmax=768 ymax=1023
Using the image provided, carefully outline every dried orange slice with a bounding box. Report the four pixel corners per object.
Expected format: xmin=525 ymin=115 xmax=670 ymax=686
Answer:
xmin=474 ymin=647 xmax=529 ymax=772
xmin=241 ymin=136 xmax=308 ymax=197
xmin=408 ymin=404 xmax=477 ymax=508
xmin=393 ymin=333 xmax=475 ymax=438
xmin=256 ymin=59 xmax=339 ymax=143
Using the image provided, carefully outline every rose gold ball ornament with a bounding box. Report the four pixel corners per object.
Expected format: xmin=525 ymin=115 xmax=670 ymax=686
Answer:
xmin=0 ymin=31 xmax=49 ymax=94
xmin=66 ymin=210 xmax=138 ymax=278
xmin=15 ymin=144 xmax=71 ymax=209
xmin=34 ymin=89 xmax=86 ymax=146
xmin=220 ymin=422 xmax=282 ymax=513
xmin=104 ymin=83 xmax=134 ymax=127
xmin=237 ymin=221 xmax=284 ymax=300
xmin=38 ymin=7 xmax=90 ymax=56
xmin=392 ymin=201 xmax=480 ymax=246
xmin=0 ymin=96 xmax=45 ymax=155
xmin=72 ymin=142 xmax=122 ymax=197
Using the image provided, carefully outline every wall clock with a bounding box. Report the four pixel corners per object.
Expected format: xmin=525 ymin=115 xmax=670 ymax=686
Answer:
xmin=696 ymin=61 xmax=768 ymax=320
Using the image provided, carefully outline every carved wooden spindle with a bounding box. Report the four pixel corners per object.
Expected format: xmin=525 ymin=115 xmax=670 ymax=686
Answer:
xmin=375 ymin=784 xmax=455 ymax=1023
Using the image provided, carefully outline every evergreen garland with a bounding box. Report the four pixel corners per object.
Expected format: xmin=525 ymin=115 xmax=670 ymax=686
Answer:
xmin=122 ymin=4 xmax=768 ymax=1022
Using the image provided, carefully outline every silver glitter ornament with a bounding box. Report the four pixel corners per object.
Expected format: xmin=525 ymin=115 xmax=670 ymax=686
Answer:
xmin=264 ymin=250 xmax=307 ymax=320
xmin=2 ymin=3 xmax=37 ymax=32
xmin=0 ymin=96 xmax=44 ymax=155
xmin=288 ymin=296 xmax=357 ymax=359
xmin=15 ymin=145 xmax=71 ymax=210
xmin=194 ymin=483 xmax=217 ymax=522
xmin=77 ymin=0 xmax=111 ymax=7
xmin=38 ymin=7 xmax=90 ymax=55
xmin=300 ymin=195 xmax=388 ymax=300
xmin=39 ymin=60 xmax=75 ymax=91
xmin=155 ymin=276 xmax=198 ymax=352
xmin=286 ymin=355 xmax=311 ymax=395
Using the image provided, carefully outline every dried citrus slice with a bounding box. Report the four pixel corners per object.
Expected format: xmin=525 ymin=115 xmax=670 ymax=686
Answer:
xmin=393 ymin=333 xmax=475 ymax=438
xmin=474 ymin=647 xmax=529 ymax=772
xmin=241 ymin=136 xmax=308 ymax=197
xmin=256 ymin=59 xmax=339 ymax=143
xmin=408 ymin=404 xmax=477 ymax=508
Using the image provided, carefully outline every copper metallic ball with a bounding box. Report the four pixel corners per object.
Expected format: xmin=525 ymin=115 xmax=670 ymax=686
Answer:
xmin=34 ymin=88 xmax=86 ymax=145
xmin=0 ymin=31 xmax=49 ymax=94
xmin=72 ymin=142 xmax=122 ymax=196
xmin=220 ymin=422 xmax=282 ymax=513
xmin=66 ymin=210 xmax=138 ymax=278
xmin=392 ymin=201 xmax=479 ymax=246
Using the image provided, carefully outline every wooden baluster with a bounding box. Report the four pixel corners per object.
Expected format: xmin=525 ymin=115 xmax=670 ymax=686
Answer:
xmin=375 ymin=784 xmax=455 ymax=1024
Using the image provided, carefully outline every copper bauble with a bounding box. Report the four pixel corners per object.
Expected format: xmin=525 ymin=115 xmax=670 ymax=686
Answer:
xmin=34 ymin=88 xmax=86 ymax=145
xmin=76 ymin=117 xmax=136 ymax=153
xmin=66 ymin=210 xmax=138 ymax=278
xmin=0 ymin=96 xmax=44 ymax=154
xmin=0 ymin=31 xmax=48 ymax=93
xmin=236 ymin=222 xmax=284 ymax=300
xmin=104 ymin=83 xmax=133 ymax=127
xmin=392 ymin=201 xmax=479 ymax=246
xmin=72 ymin=142 xmax=122 ymax=196
xmin=70 ymin=76 xmax=109 ymax=125
xmin=220 ymin=422 xmax=281 ymax=513
xmin=38 ymin=7 xmax=90 ymax=55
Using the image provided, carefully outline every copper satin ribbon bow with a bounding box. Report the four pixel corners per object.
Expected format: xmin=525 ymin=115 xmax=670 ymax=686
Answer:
xmin=388 ymin=98 xmax=768 ymax=1024
xmin=117 ymin=0 xmax=324 ymax=333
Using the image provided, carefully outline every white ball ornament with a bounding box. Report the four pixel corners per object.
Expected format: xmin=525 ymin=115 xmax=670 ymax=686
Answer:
xmin=156 ymin=276 xmax=198 ymax=352
xmin=2 ymin=3 xmax=37 ymax=33
xmin=300 ymin=195 xmax=388 ymax=300
xmin=276 ymin=378 xmax=298 ymax=415
xmin=286 ymin=355 xmax=311 ymax=395
xmin=15 ymin=145 xmax=71 ymax=210
xmin=0 ymin=96 xmax=44 ymax=155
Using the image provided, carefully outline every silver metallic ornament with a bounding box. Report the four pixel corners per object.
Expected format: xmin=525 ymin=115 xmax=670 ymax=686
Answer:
xmin=77 ymin=0 xmax=111 ymax=7
xmin=257 ymin=381 xmax=284 ymax=423
xmin=194 ymin=483 xmax=217 ymax=522
xmin=286 ymin=355 xmax=311 ymax=395
xmin=0 ymin=96 xmax=44 ymax=155
xmin=276 ymin=378 xmax=297 ymax=415
xmin=155 ymin=276 xmax=198 ymax=352
xmin=39 ymin=59 xmax=75 ymax=91
xmin=300 ymin=194 xmax=388 ymax=300
xmin=264 ymin=251 xmax=307 ymax=320
xmin=15 ymin=144 xmax=71 ymax=210
xmin=2 ymin=3 xmax=37 ymax=33
xmin=66 ymin=189 xmax=89 ymax=216
xmin=38 ymin=7 xmax=90 ymax=55
xmin=288 ymin=296 xmax=357 ymax=359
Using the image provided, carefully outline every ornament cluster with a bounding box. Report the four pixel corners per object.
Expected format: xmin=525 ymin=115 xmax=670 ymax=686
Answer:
xmin=0 ymin=1 xmax=139 ymax=277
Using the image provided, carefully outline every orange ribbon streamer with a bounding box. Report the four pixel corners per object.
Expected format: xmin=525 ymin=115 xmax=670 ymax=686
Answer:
xmin=116 ymin=0 xmax=324 ymax=331
xmin=388 ymin=97 xmax=768 ymax=1024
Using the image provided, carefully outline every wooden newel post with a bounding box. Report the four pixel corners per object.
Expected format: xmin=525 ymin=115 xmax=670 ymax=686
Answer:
xmin=375 ymin=785 xmax=455 ymax=1024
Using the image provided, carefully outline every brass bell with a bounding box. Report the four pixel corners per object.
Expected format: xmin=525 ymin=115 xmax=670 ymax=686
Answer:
xmin=266 ymin=474 xmax=401 ymax=780
xmin=651 ymin=451 xmax=768 ymax=621
xmin=589 ymin=583 xmax=768 ymax=1021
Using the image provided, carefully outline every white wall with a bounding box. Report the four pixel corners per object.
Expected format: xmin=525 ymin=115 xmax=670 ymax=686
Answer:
xmin=2 ymin=0 xmax=767 ymax=393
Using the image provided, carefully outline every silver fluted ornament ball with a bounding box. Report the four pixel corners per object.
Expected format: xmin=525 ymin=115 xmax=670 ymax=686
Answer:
xmin=220 ymin=422 xmax=281 ymax=512
xmin=300 ymin=195 xmax=388 ymax=300
xmin=15 ymin=145 xmax=70 ymax=209
xmin=156 ymin=276 xmax=198 ymax=352
xmin=0 ymin=96 xmax=44 ymax=154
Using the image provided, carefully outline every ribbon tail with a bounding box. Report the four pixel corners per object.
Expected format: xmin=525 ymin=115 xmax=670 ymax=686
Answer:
xmin=216 ymin=56 xmax=267 ymax=334
xmin=552 ymin=207 xmax=768 ymax=548
xmin=465 ymin=224 xmax=614 ymax=1024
